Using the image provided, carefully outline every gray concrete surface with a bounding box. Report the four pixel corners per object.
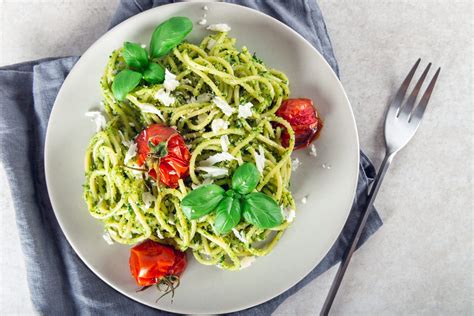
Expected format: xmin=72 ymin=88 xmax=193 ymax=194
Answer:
xmin=0 ymin=0 xmax=472 ymax=315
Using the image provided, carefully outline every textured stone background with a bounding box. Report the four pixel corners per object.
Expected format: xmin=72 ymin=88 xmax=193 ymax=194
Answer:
xmin=0 ymin=0 xmax=472 ymax=315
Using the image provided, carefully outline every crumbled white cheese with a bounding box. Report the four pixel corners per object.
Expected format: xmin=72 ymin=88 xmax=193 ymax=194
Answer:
xmin=281 ymin=206 xmax=296 ymax=223
xmin=154 ymin=89 xmax=175 ymax=107
xmin=309 ymin=144 xmax=317 ymax=157
xmin=207 ymin=23 xmax=231 ymax=32
xmin=135 ymin=102 xmax=164 ymax=120
xmin=156 ymin=229 xmax=165 ymax=239
xmin=238 ymin=102 xmax=253 ymax=119
xmin=85 ymin=111 xmax=106 ymax=132
xmin=163 ymin=69 xmax=179 ymax=91
xmin=196 ymin=166 xmax=228 ymax=178
xmin=211 ymin=118 xmax=229 ymax=133
xmin=232 ymin=228 xmax=248 ymax=243
xmin=322 ymin=163 xmax=332 ymax=169
xmin=129 ymin=122 xmax=135 ymax=127
xmin=140 ymin=44 xmax=146 ymax=48
xmin=142 ymin=191 xmax=155 ymax=209
xmin=168 ymin=219 xmax=175 ymax=225
xmin=198 ymin=17 xmax=207 ymax=25
xmin=220 ymin=135 xmax=230 ymax=152
xmin=124 ymin=141 xmax=137 ymax=164
xmin=201 ymin=152 xmax=236 ymax=166
xmin=239 ymin=256 xmax=256 ymax=270
xmin=213 ymin=96 xmax=234 ymax=116
xmin=203 ymin=5 xmax=208 ymax=10
xmin=207 ymin=38 xmax=217 ymax=50
xmin=301 ymin=195 xmax=308 ymax=204
xmin=102 ymin=232 xmax=114 ymax=245
xmin=254 ymin=145 xmax=265 ymax=173
xmin=291 ymin=157 xmax=301 ymax=171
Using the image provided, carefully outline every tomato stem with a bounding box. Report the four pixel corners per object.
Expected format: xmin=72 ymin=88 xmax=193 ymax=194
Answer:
xmin=155 ymin=275 xmax=180 ymax=303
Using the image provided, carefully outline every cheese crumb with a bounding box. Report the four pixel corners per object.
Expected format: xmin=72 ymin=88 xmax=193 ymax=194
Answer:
xmin=142 ymin=191 xmax=155 ymax=209
xmin=102 ymin=232 xmax=114 ymax=245
xmin=254 ymin=145 xmax=265 ymax=173
xmin=322 ymin=163 xmax=332 ymax=169
xmin=211 ymin=118 xmax=229 ymax=133
xmin=239 ymin=256 xmax=256 ymax=270
xmin=309 ymin=144 xmax=317 ymax=157
xmin=220 ymin=135 xmax=230 ymax=152
xmin=196 ymin=166 xmax=228 ymax=178
xmin=203 ymin=5 xmax=208 ymax=10
xmin=213 ymin=96 xmax=234 ymax=116
xmin=281 ymin=206 xmax=296 ymax=223
xmin=232 ymin=228 xmax=248 ymax=243
xmin=156 ymin=229 xmax=164 ymax=239
xmin=207 ymin=23 xmax=231 ymax=32
xmin=85 ymin=111 xmax=106 ymax=132
xmin=301 ymin=195 xmax=308 ymax=204
xmin=163 ymin=69 xmax=179 ymax=91
xmin=135 ymin=102 xmax=164 ymax=120
xmin=291 ymin=157 xmax=301 ymax=171
xmin=154 ymin=89 xmax=175 ymax=107
xmin=238 ymin=102 xmax=253 ymax=118
xmin=200 ymin=152 xmax=236 ymax=166
xmin=198 ymin=17 xmax=207 ymax=25
xmin=140 ymin=44 xmax=146 ymax=48
xmin=124 ymin=141 xmax=137 ymax=164
xmin=207 ymin=38 xmax=217 ymax=50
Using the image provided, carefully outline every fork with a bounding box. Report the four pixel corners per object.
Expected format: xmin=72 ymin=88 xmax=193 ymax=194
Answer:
xmin=320 ymin=59 xmax=441 ymax=315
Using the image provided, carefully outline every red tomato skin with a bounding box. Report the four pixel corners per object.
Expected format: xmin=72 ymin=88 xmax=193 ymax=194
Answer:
xmin=135 ymin=124 xmax=191 ymax=188
xmin=129 ymin=240 xmax=187 ymax=287
xmin=276 ymin=98 xmax=323 ymax=149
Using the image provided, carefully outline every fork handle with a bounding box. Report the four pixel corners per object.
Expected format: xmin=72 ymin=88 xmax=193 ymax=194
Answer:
xmin=320 ymin=152 xmax=395 ymax=315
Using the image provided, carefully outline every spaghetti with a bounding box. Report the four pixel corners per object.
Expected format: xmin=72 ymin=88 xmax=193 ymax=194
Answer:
xmin=83 ymin=32 xmax=296 ymax=270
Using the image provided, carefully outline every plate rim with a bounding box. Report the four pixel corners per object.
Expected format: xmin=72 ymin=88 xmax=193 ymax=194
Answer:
xmin=44 ymin=2 xmax=360 ymax=314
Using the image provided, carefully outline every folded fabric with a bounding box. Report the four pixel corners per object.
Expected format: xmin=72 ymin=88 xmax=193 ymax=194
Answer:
xmin=0 ymin=0 xmax=382 ymax=314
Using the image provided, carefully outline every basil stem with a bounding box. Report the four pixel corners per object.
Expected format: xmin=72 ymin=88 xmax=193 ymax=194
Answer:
xmin=231 ymin=163 xmax=260 ymax=195
xmin=214 ymin=197 xmax=241 ymax=235
xmin=111 ymin=69 xmax=143 ymax=101
xmin=182 ymin=184 xmax=225 ymax=220
xmin=242 ymin=192 xmax=283 ymax=229
xmin=149 ymin=17 xmax=193 ymax=59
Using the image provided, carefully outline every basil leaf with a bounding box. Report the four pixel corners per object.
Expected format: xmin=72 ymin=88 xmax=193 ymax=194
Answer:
xmin=112 ymin=69 xmax=143 ymax=101
xmin=214 ymin=197 xmax=241 ymax=235
xmin=123 ymin=42 xmax=149 ymax=70
xmin=231 ymin=163 xmax=260 ymax=195
xmin=242 ymin=192 xmax=283 ymax=229
xmin=181 ymin=184 xmax=225 ymax=220
xmin=149 ymin=17 xmax=193 ymax=58
xmin=143 ymin=62 xmax=165 ymax=84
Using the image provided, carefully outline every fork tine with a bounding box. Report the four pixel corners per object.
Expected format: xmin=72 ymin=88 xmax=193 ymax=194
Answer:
xmin=392 ymin=58 xmax=421 ymax=115
xmin=410 ymin=67 xmax=441 ymax=122
xmin=398 ymin=62 xmax=432 ymax=118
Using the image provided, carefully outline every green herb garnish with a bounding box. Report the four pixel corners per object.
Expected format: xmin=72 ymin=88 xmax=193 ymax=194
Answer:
xmin=111 ymin=17 xmax=192 ymax=101
xmin=181 ymin=163 xmax=283 ymax=234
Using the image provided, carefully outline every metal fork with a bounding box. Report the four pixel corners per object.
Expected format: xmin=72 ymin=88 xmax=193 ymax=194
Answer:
xmin=320 ymin=59 xmax=441 ymax=315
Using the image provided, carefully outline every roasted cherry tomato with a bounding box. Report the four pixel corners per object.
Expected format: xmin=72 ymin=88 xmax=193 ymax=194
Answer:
xmin=276 ymin=98 xmax=323 ymax=149
xmin=129 ymin=240 xmax=187 ymax=287
xmin=136 ymin=124 xmax=191 ymax=188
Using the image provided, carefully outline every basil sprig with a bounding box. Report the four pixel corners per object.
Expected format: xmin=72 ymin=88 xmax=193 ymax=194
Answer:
xmin=181 ymin=163 xmax=283 ymax=234
xmin=111 ymin=17 xmax=192 ymax=101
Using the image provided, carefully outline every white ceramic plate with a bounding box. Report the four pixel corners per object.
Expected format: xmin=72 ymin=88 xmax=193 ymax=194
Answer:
xmin=45 ymin=2 xmax=359 ymax=314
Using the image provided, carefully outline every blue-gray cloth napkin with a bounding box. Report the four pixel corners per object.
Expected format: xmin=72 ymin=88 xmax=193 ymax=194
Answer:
xmin=0 ymin=0 xmax=382 ymax=314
